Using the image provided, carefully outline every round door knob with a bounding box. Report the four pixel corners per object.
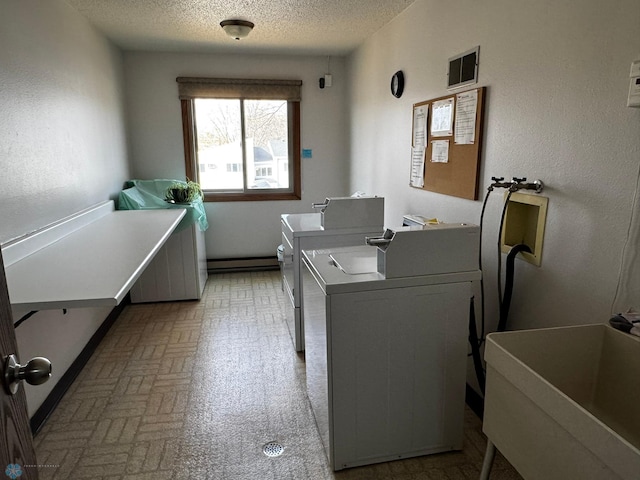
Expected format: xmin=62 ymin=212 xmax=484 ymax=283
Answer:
xmin=4 ymin=354 xmax=52 ymax=395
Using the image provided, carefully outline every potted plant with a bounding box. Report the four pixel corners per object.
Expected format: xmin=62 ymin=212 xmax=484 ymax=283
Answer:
xmin=165 ymin=179 xmax=203 ymax=203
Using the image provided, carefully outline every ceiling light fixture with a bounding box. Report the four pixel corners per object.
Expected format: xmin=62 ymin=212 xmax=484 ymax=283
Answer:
xmin=220 ymin=19 xmax=254 ymax=40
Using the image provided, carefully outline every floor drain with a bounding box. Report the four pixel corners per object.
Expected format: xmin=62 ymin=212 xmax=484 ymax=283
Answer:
xmin=262 ymin=441 xmax=285 ymax=457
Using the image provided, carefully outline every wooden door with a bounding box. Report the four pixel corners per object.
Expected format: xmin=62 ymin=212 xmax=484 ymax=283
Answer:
xmin=0 ymin=249 xmax=38 ymax=479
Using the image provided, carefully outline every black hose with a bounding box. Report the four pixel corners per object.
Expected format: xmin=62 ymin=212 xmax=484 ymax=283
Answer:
xmin=477 ymin=187 xmax=492 ymax=342
xmin=498 ymin=243 xmax=532 ymax=332
xmin=496 ymin=190 xmax=513 ymax=313
xmin=468 ymin=186 xmax=493 ymax=395
xmin=469 ymin=182 xmax=532 ymax=396
xmin=468 ymin=297 xmax=485 ymax=394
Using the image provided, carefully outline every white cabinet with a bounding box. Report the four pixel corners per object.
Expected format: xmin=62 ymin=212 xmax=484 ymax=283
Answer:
xmin=129 ymin=223 xmax=207 ymax=303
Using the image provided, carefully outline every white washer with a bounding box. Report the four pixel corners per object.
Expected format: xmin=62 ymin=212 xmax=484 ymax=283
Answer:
xmin=280 ymin=196 xmax=384 ymax=352
xmin=302 ymin=224 xmax=481 ymax=471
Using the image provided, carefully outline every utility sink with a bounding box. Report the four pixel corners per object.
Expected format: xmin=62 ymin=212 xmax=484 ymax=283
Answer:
xmin=483 ymin=324 xmax=640 ymax=480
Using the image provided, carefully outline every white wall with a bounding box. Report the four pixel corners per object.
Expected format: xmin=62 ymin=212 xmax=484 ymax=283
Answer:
xmin=123 ymin=52 xmax=349 ymax=258
xmin=1 ymin=1 xmax=130 ymax=414
xmin=0 ymin=1 xmax=129 ymax=244
xmin=5 ymin=0 xmax=638 ymax=412
xmin=348 ymin=0 xmax=640 ymax=341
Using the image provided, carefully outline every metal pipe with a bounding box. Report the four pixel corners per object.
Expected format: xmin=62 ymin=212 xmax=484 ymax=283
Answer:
xmin=490 ymin=177 xmax=544 ymax=193
xmin=519 ymin=179 xmax=544 ymax=193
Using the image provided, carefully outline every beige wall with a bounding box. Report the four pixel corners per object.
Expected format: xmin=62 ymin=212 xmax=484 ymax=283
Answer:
xmin=0 ymin=0 xmax=130 ymax=414
xmin=348 ymin=0 xmax=640 ymax=342
xmin=123 ymin=52 xmax=349 ymax=258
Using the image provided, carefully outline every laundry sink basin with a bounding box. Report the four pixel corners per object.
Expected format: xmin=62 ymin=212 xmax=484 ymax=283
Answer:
xmin=483 ymin=323 xmax=640 ymax=480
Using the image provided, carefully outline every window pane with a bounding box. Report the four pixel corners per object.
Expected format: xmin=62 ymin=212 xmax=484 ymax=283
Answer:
xmin=194 ymin=99 xmax=243 ymax=190
xmin=244 ymin=100 xmax=289 ymax=189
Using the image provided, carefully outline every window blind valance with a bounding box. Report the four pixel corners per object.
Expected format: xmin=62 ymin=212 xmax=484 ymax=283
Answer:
xmin=176 ymin=77 xmax=302 ymax=101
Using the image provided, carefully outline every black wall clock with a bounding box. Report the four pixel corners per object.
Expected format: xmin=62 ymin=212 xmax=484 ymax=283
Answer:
xmin=391 ymin=70 xmax=404 ymax=98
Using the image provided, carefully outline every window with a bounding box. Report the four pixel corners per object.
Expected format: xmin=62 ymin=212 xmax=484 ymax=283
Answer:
xmin=177 ymin=77 xmax=302 ymax=201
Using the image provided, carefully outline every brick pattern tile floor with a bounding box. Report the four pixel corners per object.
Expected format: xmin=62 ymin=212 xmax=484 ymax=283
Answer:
xmin=33 ymin=270 xmax=522 ymax=480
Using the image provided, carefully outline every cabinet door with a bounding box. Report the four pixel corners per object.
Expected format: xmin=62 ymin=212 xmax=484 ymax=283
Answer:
xmin=328 ymin=282 xmax=470 ymax=470
xmin=130 ymin=225 xmax=202 ymax=302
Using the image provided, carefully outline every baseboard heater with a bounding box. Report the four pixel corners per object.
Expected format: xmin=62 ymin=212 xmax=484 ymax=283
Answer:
xmin=207 ymin=256 xmax=279 ymax=273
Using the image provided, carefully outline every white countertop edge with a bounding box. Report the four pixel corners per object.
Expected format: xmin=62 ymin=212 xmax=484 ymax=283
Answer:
xmin=110 ymin=210 xmax=185 ymax=304
xmin=2 ymin=200 xmax=115 ymax=267
xmin=6 ymin=207 xmax=186 ymax=312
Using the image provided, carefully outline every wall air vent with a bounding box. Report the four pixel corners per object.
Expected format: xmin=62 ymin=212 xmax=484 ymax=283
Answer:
xmin=447 ymin=46 xmax=479 ymax=90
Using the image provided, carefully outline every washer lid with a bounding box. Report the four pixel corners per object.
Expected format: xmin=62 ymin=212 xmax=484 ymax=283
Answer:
xmin=330 ymin=250 xmax=377 ymax=275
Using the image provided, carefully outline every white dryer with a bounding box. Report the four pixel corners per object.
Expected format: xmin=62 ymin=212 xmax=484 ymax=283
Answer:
xmin=302 ymin=223 xmax=481 ymax=470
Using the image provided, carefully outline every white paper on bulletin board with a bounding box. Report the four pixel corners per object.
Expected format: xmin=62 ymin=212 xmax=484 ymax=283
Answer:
xmin=410 ymin=146 xmax=425 ymax=187
xmin=431 ymin=98 xmax=454 ymax=137
xmin=431 ymin=140 xmax=449 ymax=163
xmin=454 ymin=89 xmax=478 ymax=144
xmin=413 ymin=105 xmax=428 ymax=147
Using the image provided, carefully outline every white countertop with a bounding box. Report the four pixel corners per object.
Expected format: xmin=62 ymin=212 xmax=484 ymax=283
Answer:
xmin=5 ymin=207 xmax=185 ymax=311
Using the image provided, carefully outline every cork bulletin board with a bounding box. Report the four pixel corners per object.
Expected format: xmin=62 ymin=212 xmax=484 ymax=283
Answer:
xmin=410 ymin=87 xmax=485 ymax=200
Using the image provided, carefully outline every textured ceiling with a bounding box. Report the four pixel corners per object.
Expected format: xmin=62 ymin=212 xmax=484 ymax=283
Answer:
xmin=65 ymin=0 xmax=416 ymax=56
